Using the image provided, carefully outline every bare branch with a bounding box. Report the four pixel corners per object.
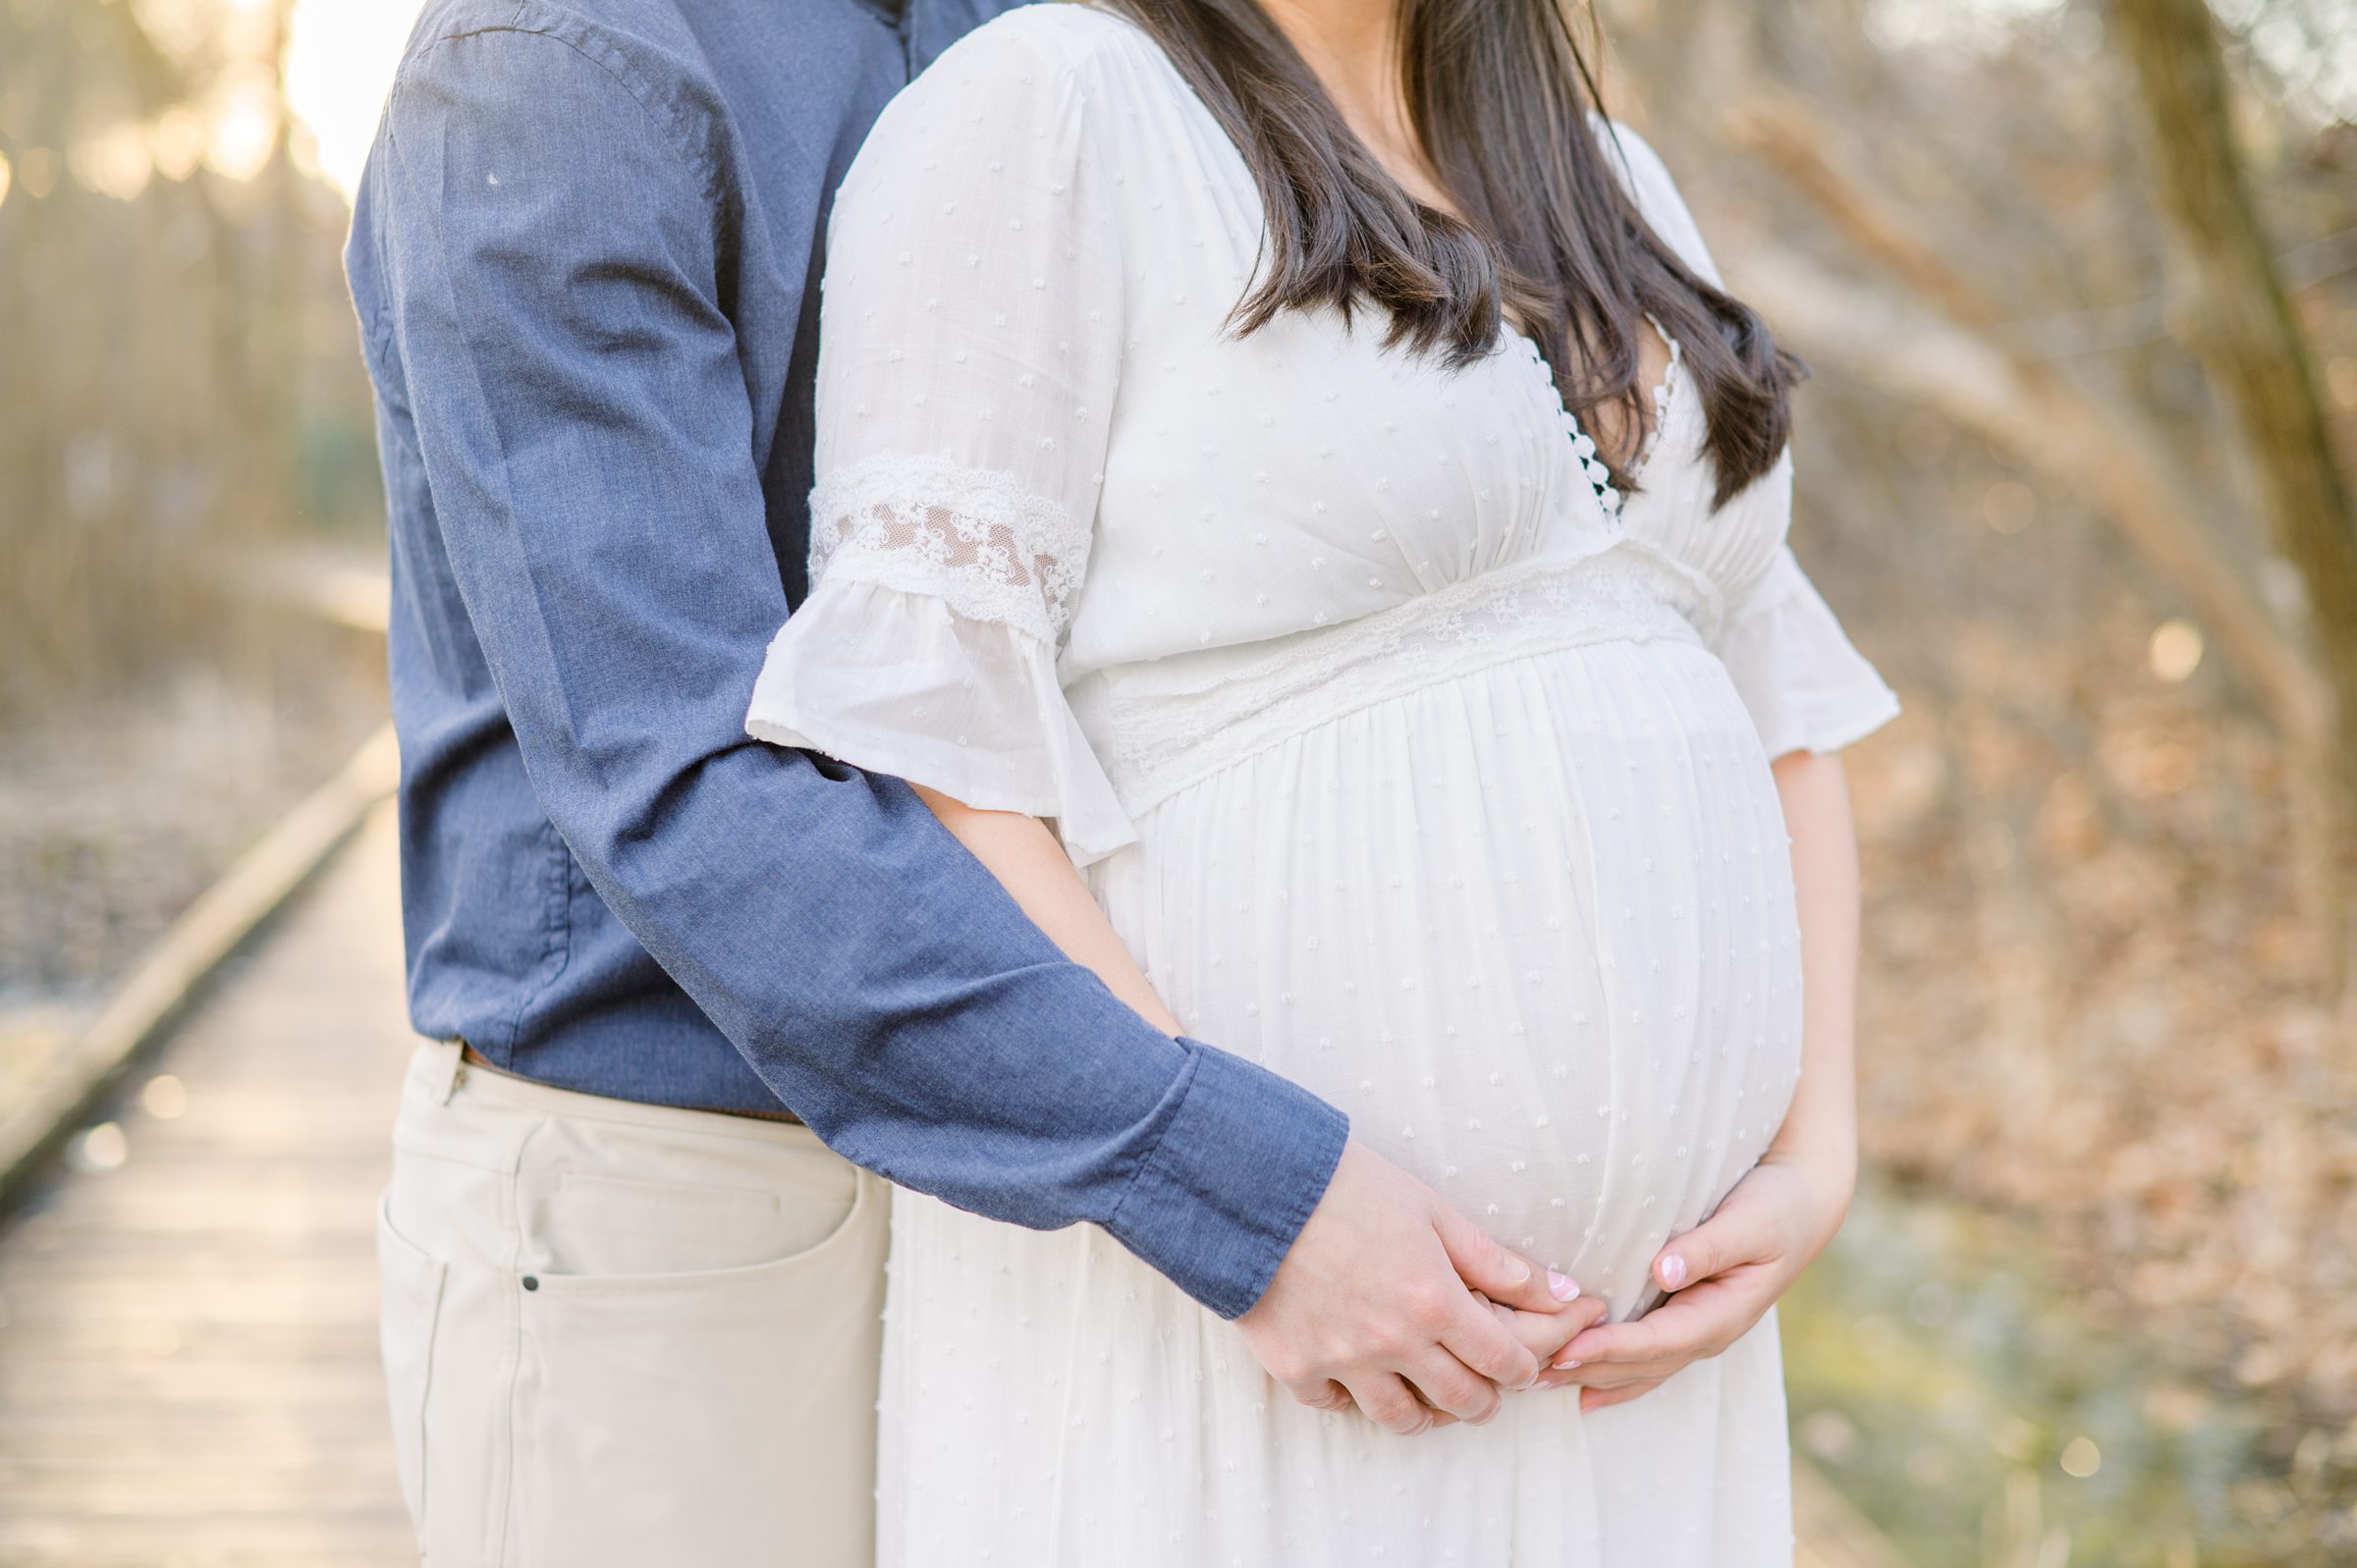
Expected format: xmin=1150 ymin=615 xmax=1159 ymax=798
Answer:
xmin=1729 ymin=239 xmax=2329 ymax=747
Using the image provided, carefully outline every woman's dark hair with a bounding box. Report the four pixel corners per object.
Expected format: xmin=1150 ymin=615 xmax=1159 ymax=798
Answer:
xmin=1102 ymin=0 xmax=1799 ymax=507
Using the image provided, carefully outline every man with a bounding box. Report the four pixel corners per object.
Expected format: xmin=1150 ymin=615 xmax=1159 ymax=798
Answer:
xmin=347 ymin=0 xmax=1570 ymax=1560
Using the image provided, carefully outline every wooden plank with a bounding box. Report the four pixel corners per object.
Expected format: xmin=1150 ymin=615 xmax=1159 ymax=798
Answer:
xmin=0 ymin=805 xmax=415 ymax=1566
xmin=0 ymin=1407 xmax=398 ymax=1444
xmin=0 ymin=1515 xmax=416 ymax=1558
xmin=1 ymin=1264 xmax=378 ymax=1301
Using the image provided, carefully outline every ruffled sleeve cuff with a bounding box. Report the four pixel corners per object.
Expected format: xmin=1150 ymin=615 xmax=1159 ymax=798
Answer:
xmin=746 ymin=577 xmax=1139 ymax=866
xmin=1716 ymin=551 xmax=1902 ymax=760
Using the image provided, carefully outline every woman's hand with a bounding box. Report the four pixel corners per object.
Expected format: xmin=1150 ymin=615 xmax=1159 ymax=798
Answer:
xmin=1546 ymin=1143 xmax=1854 ymax=1412
xmin=1504 ymin=1288 xmax=1611 ymax=1394
xmin=1550 ymin=748 xmax=1867 ymax=1412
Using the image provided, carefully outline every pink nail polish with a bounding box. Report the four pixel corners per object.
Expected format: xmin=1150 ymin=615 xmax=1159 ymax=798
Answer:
xmin=1659 ymin=1254 xmax=1688 ymax=1288
xmin=1548 ymin=1270 xmax=1579 ymax=1302
xmin=1554 ymin=1356 xmax=1581 ymax=1371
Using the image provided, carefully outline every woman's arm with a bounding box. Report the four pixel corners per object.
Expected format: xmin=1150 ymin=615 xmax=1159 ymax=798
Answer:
xmin=1763 ymin=750 xmax=1862 ymax=1201
xmin=908 ymin=784 xmax=1184 ymax=1036
xmin=1545 ymin=749 xmax=1862 ymax=1409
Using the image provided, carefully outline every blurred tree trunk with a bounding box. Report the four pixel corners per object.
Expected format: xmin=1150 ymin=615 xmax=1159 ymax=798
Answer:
xmin=2110 ymin=0 xmax=2357 ymax=991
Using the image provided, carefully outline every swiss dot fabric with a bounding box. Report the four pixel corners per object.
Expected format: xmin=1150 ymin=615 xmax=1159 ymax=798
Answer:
xmin=744 ymin=5 xmax=1900 ymax=1564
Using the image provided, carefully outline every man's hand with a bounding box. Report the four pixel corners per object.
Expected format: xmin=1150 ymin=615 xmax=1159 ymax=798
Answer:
xmin=1238 ymin=1141 xmax=1582 ymax=1434
xmin=1546 ymin=1148 xmax=1853 ymax=1412
xmin=1501 ymin=1290 xmax=1609 ymax=1391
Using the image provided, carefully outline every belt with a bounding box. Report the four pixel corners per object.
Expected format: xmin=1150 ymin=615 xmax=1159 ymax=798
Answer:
xmin=458 ymin=1044 xmax=804 ymax=1125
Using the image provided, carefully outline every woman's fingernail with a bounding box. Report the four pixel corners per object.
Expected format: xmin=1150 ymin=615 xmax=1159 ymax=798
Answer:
xmin=1554 ymin=1356 xmax=1581 ymax=1371
xmin=1659 ymin=1254 xmax=1688 ymax=1289
xmin=1502 ymin=1254 xmax=1533 ymax=1285
xmin=1548 ymin=1270 xmax=1579 ymax=1302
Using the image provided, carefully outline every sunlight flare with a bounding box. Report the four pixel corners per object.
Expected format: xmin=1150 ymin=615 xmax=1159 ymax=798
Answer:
xmin=286 ymin=0 xmax=427 ymax=197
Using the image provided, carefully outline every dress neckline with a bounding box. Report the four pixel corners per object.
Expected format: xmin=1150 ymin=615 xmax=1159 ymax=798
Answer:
xmin=1508 ymin=321 xmax=1687 ymax=522
xmin=1628 ymin=318 xmax=1685 ymax=483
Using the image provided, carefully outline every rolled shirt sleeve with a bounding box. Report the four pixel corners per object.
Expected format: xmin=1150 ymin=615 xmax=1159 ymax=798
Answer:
xmin=365 ymin=15 xmax=1343 ymax=1319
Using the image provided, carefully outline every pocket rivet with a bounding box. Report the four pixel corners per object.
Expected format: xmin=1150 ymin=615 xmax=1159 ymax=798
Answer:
xmin=521 ymin=1275 xmax=539 ymax=1292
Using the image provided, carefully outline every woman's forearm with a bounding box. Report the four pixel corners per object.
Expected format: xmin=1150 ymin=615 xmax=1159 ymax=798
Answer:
xmin=1764 ymin=750 xmax=1861 ymax=1210
xmin=908 ymin=784 xmax=1185 ymax=1037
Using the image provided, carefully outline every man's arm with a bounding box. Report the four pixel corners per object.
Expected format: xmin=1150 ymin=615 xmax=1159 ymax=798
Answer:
xmin=359 ymin=21 xmax=1339 ymax=1319
xmin=904 ymin=784 xmax=1598 ymax=1430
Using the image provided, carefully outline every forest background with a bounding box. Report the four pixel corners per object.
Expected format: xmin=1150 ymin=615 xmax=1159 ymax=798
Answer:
xmin=2 ymin=0 xmax=2353 ymax=1562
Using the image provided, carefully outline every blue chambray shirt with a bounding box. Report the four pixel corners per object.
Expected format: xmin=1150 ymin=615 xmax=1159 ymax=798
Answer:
xmin=343 ymin=0 xmax=1346 ymax=1319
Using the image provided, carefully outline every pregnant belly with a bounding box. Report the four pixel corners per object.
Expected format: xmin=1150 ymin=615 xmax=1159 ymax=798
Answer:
xmin=1087 ymin=635 xmax=1805 ymax=1321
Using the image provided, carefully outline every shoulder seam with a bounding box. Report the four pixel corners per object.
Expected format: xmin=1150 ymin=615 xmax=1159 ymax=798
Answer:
xmin=390 ymin=5 xmax=723 ymax=201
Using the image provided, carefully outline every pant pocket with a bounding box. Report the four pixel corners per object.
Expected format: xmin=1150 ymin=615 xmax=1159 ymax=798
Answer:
xmin=509 ymin=1171 xmax=888 ymax=1568
xmin=376 ymin=1189 xmax=449 ymax=1543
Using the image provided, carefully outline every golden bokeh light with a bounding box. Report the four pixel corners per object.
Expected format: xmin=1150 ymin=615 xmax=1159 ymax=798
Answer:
xmin=71 ymin=123 xmax=156 ymax=202
xmin=204 ymin=66 xmax=282 ymax=182
xmin=2148 ymin=619 xmax=2205 ymax=683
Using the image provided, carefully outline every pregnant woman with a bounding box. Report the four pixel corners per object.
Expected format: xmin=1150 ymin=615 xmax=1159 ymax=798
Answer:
xmin=747 ymin=0 xmax=1898 ymax=1558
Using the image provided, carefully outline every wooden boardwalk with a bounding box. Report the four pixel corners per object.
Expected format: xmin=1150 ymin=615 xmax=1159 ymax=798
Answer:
xmin=0 ymin=803 xmax=414 ymax=1567
xmin=0 ymin=799 xmax=1906 ymax=1568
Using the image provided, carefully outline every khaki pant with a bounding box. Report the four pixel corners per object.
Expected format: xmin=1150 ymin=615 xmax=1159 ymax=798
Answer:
xmin=376 ymin=1041 xmax=888 ymax=1567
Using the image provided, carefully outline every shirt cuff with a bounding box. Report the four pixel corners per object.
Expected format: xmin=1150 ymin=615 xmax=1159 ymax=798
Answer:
xmin=1107 ymin=1042 xmax=1350 ymax=1321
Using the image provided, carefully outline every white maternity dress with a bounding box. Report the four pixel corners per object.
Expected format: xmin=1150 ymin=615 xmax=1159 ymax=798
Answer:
xmin=745 ymin=7 xmax=1901 ymax=1563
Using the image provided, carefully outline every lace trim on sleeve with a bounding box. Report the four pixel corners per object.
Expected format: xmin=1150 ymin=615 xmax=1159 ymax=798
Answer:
xmin=808 ymin=454 xmax=1094 ymax=644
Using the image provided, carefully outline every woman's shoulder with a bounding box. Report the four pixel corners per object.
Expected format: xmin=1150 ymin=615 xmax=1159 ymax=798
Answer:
xmin=1586 ymin=114 xmax=1721 ymax=285
xmin=842 ymin=3 xmax=1178 ymax=213
xmin=913 ymin=3 xmax=1166 ymax=102
xmin=833 ymin=5 xmax=1169 ymax=246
